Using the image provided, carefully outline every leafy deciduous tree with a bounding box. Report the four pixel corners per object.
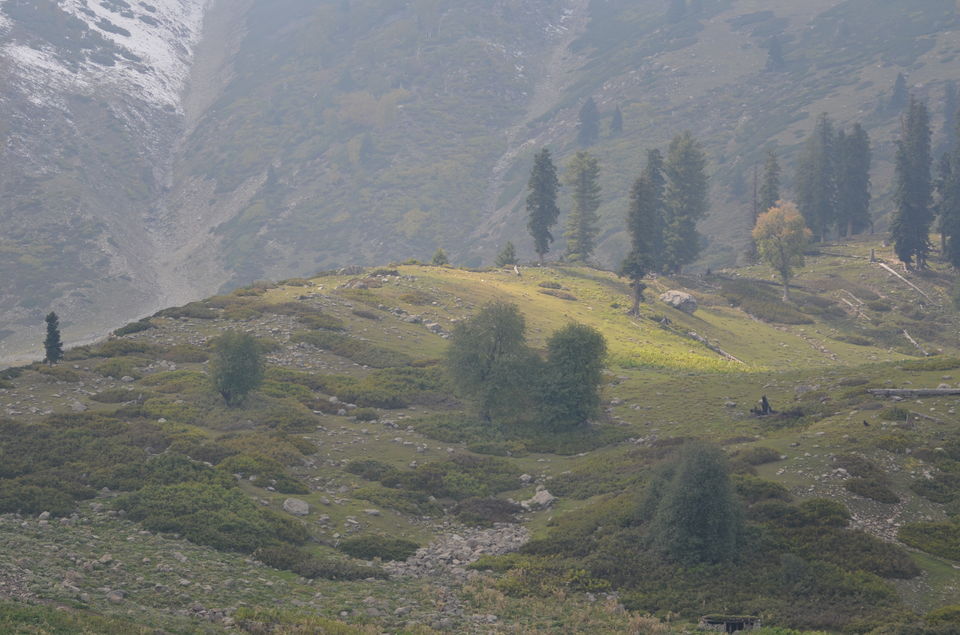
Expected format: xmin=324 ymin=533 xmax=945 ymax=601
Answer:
xmin=445 ymin=302 xmax=536 ymax=421
xmin=537 ymin=323 xmax=607 ymax=429
xmin=753 ymin=201 xmax=811 ymax=302
xmin=563 ymin=151 xmax=602 ymax=262
xmin=212 ymin=331 xmax=265 ymax=407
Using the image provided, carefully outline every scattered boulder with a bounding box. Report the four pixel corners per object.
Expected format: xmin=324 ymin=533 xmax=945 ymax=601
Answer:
xmin=282 ymin=498 xmax=310 ymax=516
xmin=521 ymin=486 xmax=556 ymax=510
xmin=659 ymin=290 xmax=697 ymax=314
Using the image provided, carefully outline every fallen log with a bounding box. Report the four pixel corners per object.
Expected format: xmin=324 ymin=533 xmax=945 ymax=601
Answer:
xmin=867 ymin=388 xmax=960 ymax=397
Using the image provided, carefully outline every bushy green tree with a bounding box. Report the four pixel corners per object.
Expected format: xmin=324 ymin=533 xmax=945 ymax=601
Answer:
xmin=526 ymin=148 xmax=561 ymax=264
xmin=620 ymin=149 xmax=665 ymax=314
xmin=577 ymin=97 xmax=600 ymax=147
xmin=753 ymin=201 xmax=812 ymax=302
xmin=495 ymin=242 xmax=518 ymax=267
xmin=445 ymin=302 xmax=537 ymax=421
xmin=211 ymin=331 xmax=265 ymax=407
xmin=663 ymin=131 xmax=709 ymax=272
xmin=43 ymin=312 xmax=63 ymax=365
xmin=537 ymin=323 xmax=606 ymax=428
xmin=432 ymin=248 xmax=449 ymax=266
xmin=647 ymin=442 xmax=744 ymax=564
xmin=891 ymin=97 xmax=933 ymax=268
xmin=563 ymin=151 xmax=602 ymax=262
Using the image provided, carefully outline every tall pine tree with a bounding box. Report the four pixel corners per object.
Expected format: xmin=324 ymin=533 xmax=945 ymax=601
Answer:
xmin=942 ymin=80 xmax=957 ymax=155
xmin=663 ymin=132 xmax=709 ymax=273
xmin=563 ymin=151 xmax=602 ymax=262
xmin=937 ymin=113 xmax=960 ymax=267
xmin=889 ymin=72 xmax=908 ymax=113
xmin=43 ymin=312 xmax=63 ymax=365
xmin=577 ymin=97 xmax=600 ymax=147
xmin=891 ymin=97 xmax=933 ymax=268
xmin=526 ymin=148 xmax=561 ymax=264
xmin=757 ymin=150 xmax=781 ymax=216
xmin=609 ymin=106 xmax=623 ymax=137
xmin=620 ymin=149 xmax=665 ymax=314
xmin=836 ymin=124 xmax=872 ymax=237
xmin=795 ymin=113 xmax=837 ymax=242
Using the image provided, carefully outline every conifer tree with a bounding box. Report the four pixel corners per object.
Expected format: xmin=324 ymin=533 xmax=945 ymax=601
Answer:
xmin=577 ymin=97 xmax=600 ymax=147
xmin=526 ymin=148 xmax=561 ymax=264
xmin=43 ymin=312 xmax=63 ymax=365
xmin=620 ymin=149 xmax=665 ymax=314
xmin=891 ymin=97 xmax=933 ymax=268
xmin=563 ymin=151 xmax=602 ymax=262
xmin=890 ymin=72 xmax=908 ymax=112
xmin=431 ymin=248 xmax=449 ymax=266
xmin=609 ymin=106 xmax=623 ymax=137
xmin=938 ymin=151 xmax=960 ymax=267
xmin=765 ymin=35 xmax=785 ymax=71
xmin=836 ymin=124 xmax=872 ymax=237
xmin=757 ymin=150 xmax=781 ymax=216
xmin=942 ymin=81 xmax=957 ymax=154
xmin=662 ymin=132 xmax=709 ymax=273
xmin=795 ymin=113 xmax=837 ymax=242
xmin=495 ymin=242 xmax=518 ymax=267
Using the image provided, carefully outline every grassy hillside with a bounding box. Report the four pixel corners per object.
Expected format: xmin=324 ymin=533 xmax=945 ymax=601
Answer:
xmin=3 ymin=237 xmax=960 ymax=631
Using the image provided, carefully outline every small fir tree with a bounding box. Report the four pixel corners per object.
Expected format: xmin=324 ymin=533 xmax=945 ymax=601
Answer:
xmin=891 ymin=97 xmax=933 ymax=268
xmin=494 ymin=242 xmax=518 ymax=267
xmin=938 ymin=152 xmax=960 ymax=267
xmin=431 ymin=248 xmax=449 ymax=266
xmin=43 ymin=312 xmax=63 ymax=365
xmin=577 ymin=97 xmax=600 ymax=147
xmin=563 ymin=151 xmax=602 ymax=262
xmin=211 ymin=331 xmax=265 ymax=407
xmin=890 ymin=72 xmax=908 ymax=112
xmin=757 ymin=150 xmax=781 ymax=216
xmin=765 ymin=35 xmax=785 ymax=71
xmin=526 ymin=148 xmax=561 ymax=264
xmin=942 ymin=81 xmax=958 ymax=154
xmin=609 ymin=106 xmax=623 ymax=137
xmin=620 ymin=149 xmax=666 ymax=314
xmin=663 ymin=131 xmax=709 ymax=273
xmin=753 ymin=201 xmax=812 ymax=302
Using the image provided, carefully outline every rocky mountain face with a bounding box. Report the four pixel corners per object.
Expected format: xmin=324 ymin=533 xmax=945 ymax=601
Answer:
xmin=1 ymin=0 xmax=959 ymax=360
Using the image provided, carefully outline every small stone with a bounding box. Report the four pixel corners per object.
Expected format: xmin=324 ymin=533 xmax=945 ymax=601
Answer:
xmin=106 ymin=590 xmax=125 ymax=603
xmin=283 ymin=498 xmax=310 ymax=516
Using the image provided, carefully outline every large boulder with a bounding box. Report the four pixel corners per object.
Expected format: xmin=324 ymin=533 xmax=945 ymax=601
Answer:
xmin=521 ymin=486 xmax=556 ymax=511
xmin=282 ymin=498 xmax=310 ymax=516
xmin=659 ymin=290 xmax=698 ymax=314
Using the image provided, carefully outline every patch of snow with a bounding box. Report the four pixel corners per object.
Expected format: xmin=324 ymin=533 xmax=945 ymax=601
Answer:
xmin=0 ymin=0 xmax=211 ymax=110
xmin=2 ymin=44 xmax=78 ymax=107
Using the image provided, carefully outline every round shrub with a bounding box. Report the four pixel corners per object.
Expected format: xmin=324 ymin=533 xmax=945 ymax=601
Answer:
xmin=338 ymin=535 xmax=419 ymax=561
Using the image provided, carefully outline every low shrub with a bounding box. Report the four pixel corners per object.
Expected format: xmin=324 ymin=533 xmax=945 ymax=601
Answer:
xmin=538 ymin=281 xmax=563 ymax=289
xmin=346 ymin=460 xmax=398 ymax=481
xmin=454 ymin=497 xmax=522 ymax=525
xmin=733 ymin=475 xmax=791 ymax=504
xmin=911 ymin=472 xmax=960 ymax=504
xmin=155 ymin=302 xmax=218 ymax=320
xmin=899 ymin=357 xmax=960 ymax=371
xmin=352 ymin=309 xmax=380 ymax=320
xmin=113 ymin=319 xmax=154 ymax=336
xmin=876 ymin=433 xmax=915 ymax=454
xmin=866 ymin=300 xmax=892 ymax=312
xmin=160 ymin=344 xmax=209 ymax=363
xmin=35 ymin=365 xmax=81 ymax=382
xmin=739 ymin=446 xmax=783 ymax=466
xmin=254 ymin=544 xmax=386 ymax=580
xmin=338 ymin=535 xmax=419 ymax=561
xmin=94 ymin=357 xmax=144 ymax=379
xmin=316 ymin=366 xmax=445 ymax=408
xmin=398 ymin=290 xmax=433 ymax=305
xmin=879 ymin=407 xmax=910 ymax=422
xmin=719 ymin=279 xmax=814 ymax=325
xmin=898 ymin=522 xmax=960 ymax=560
xmin=538 ymin=288 xmax=578 ymax=301
xmin=298 ymin=313 xmax=346 ymax=331
xmin=352 ymin=485 xmax=442 ymax=515
xmin=90 ymin=388 xmax=149 ymax=404
xmin=844 ymin=478 xmax=900 ymax=504
xmin=353 ymin=408 xmax=379 ymax=421
xmin=290 ymin=331 xmax=412 ymax=367
xmin=218 ymin=454 xmax=309 ymax=494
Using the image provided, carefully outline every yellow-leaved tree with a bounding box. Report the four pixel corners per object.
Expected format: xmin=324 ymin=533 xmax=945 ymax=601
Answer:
xmin=752 ymin=201 xmax=812 ymax=301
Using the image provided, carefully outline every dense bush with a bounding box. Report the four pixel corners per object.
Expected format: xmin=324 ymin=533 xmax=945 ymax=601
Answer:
xmin=898 ymin=522 xmax=960 ymax=560
xmin=338 ymin=535 xmax=419 ymax=561
xmin=739 ymin=446 xmax=783 ymax=466
xmin=95 ymin=357 xmax=144 ymax=379
xmin=118 ymin=481 xmax=307 ymax=552
xmin=113 ymin=319 xmax=155 ymax=336
xmin=844 ymin=477 xmax=900 ymax=504
xmin=316 ymin=366 xmax=445 ymax=409
xmin=454 ymin=497 xmax=523 ymax=525
xmin=156 ymin=302 xmax=218 ymax=319
xmin=218 ymin=454 xmax=309 ymax=494
xmin=719 ymin=279 xmax=814 ymax=324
